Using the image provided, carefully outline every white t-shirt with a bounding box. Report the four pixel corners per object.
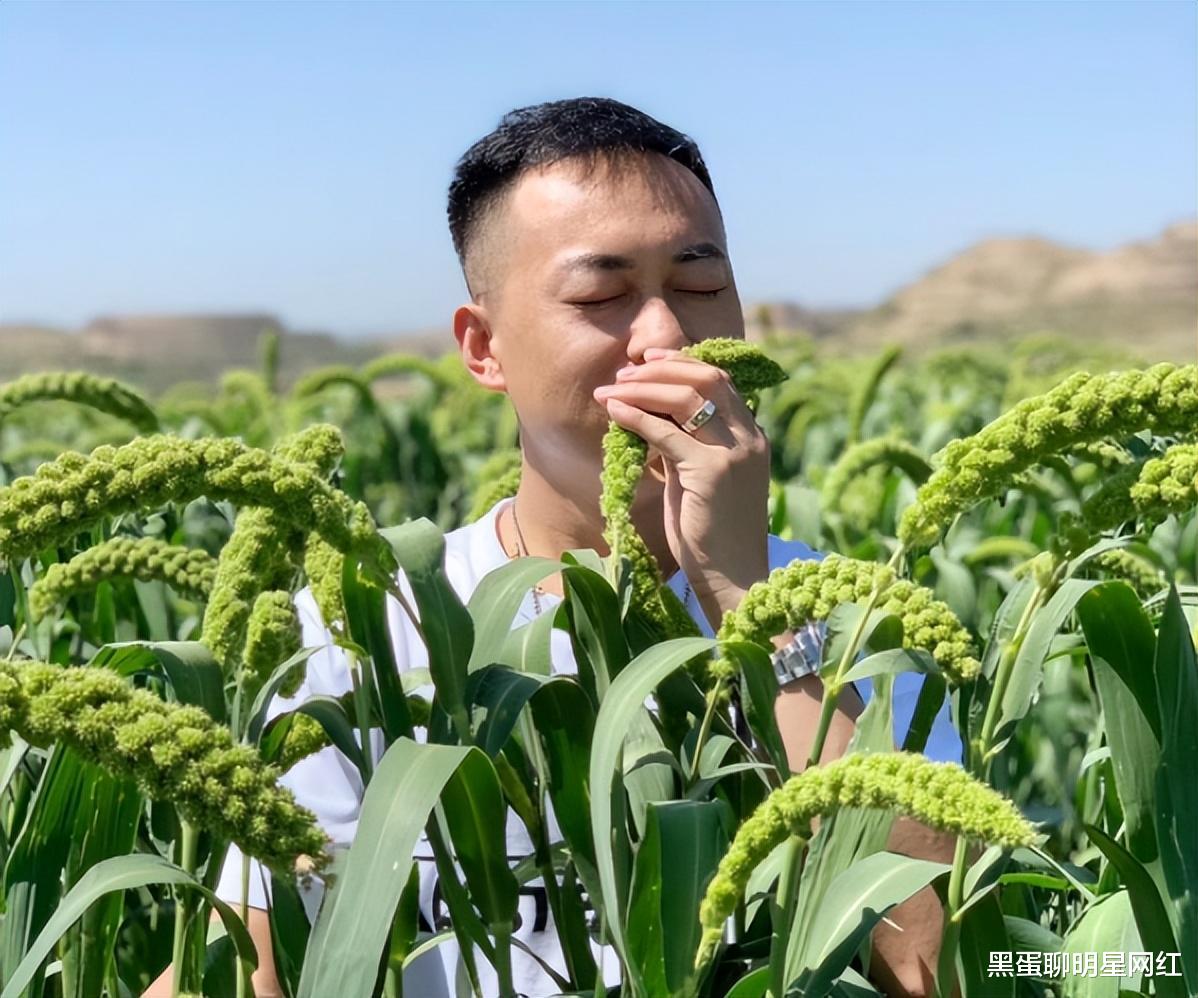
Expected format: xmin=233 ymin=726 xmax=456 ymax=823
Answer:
xmin=215 ymin=496 xmax=962 ymax=996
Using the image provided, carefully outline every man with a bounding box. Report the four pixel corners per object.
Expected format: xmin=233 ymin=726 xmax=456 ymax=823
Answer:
xmin=149 ymin=97 xmax=959 ymax=997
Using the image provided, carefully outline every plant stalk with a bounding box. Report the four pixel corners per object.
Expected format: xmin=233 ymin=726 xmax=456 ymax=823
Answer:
xmin=492 ymin=922 xmax=516 ymax=998
xmin=687 ymin=681 xmax=726 ymax=785
xmin=769 ymin=832 xmax=810 ymax=998
xmin=236 ymin=852 xmax=252 ymax=998
xmin=170 ymin=819 xmax=200 ymax=998
xmin=347 ymin=649 xmax=375 ymax=782
xmin=805 ymin=582 xmax=884 ymax=770
xmin=934 ymin=836 xmax=970 ymax=998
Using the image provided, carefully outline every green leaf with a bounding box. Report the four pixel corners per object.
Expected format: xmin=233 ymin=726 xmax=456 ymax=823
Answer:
xmin=1 ymin=854 xmax=256 ymax=998
xmin=465 ymin=554 xmax=563 ymax=674
xmin=1084 ymin=824 xmax=1185 ymax=998
xmin=294 ymin=695 xmax=367 ymax=777
xmin=900 ymin=672 xmax=947 ymax=754
xmin=343 ymin=556 xmax=413 ymax=743
xmin=1060 ymin=891 xmax=1143 ymax=998
xmin=726 ymin=639 xmax=790 ymax=779
xmin=624 ymin=804 xmax=669 ymax=998
xmin=496 ymin=605 xmax=559 ymax=676
xmin=440 ymin=749 xmax=519 ymax=927
xmin=245 ymin=646 xmax=321 ymax=745
xmin=530 ymin=680 xmax=598 ymax=880
xmin=589 ymin=636 xmax=715 ymax=963
xmin=786 ymin=852 xmax=950 ymax=998
xmin=654 ymin=801 xmax=730 ymax=995
xmin=467 ymin=665 xmax=558 ymax=757
xmin=91 ymin=640 xmax=226 ymax=723
xmin=841 ymin=647 xmax=938 ymax=684
xmin=1076 ymin=583 xmax=1161 ymax=864
xmin=956 ymin=891 xmax=1012 ymax=998
xmin=298 ymin=738 xmax=474 ymax=998
xmin=991 ymin=579 xmax=1099 ymax=753
xmin=1153 ymin=585 xmax=1198 ymax=986
xmin=561 ymin=554 xmax=630 ymax=703
xmin=268 ymin=870 xmax=312 ymax=998
xmin=382 ymin=520 xmax=474 ymax=736
xmin=1003 ymin=915 xmax=1062 ymax=953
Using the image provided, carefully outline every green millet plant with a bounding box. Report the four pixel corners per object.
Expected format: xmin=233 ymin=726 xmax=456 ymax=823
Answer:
xmin=1130 ymin=441 xmax=1198 ymax=516
xmin=1092 ymin=549 xmax=1166 ymax=597
xmin=819 ymin=435 xmax=932 ymax=512
xmin=0 ymin=434 xmax=384 ymax=569
xmin=0 ymin=660 xmax=327 ymax=871
xmin=466 ymin=448 xmax=524 ymax=523
xmin=274 ymin=712 xmax=331 ymax=771
xmin=243 ymin=591 xmax=303 ymax=700
xmin=695 ymin=752 xmax=1037 ymax=968
xmin=714 ymin=555 xmax=979 ymax=684
xmin=845 ymin=344 xmax=901 ymax=444
xmin=28 ymin=537 xmax=217 ymax=619
xmin=201 ymin=426 xmax=346 ymax=670
xmin=600 ymin=339 xmax=788 ymax=642
xmin=360 ymin=352 xmax=460 ymax=390
xmin=302 ymin=534 xmax=347 ymax=631
xmin=0 ymin=372 xmax=159 ymax=433
xmin=899 ymin=363 xmax=1198 ymax=548
xmin=292 ymin=365 xmax=371 ymax=403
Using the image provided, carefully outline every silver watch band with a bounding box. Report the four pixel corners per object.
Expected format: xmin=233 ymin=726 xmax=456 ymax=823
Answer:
xmin=770 ymin=621 xmax=826 ymax=685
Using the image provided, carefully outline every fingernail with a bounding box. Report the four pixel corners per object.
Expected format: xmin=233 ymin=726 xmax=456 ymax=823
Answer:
xmin=594 ymin=385 xmax=615 ymax=397
xmin=616 ymin=365 xmax=637 ymax=379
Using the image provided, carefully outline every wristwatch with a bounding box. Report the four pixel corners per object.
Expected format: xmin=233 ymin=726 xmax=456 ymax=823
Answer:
xmin=770 ymin=621 xmax=826 ymax=685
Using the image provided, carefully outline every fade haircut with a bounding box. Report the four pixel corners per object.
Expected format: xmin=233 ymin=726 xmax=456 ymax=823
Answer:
xmin=447 ymin=97 xmax=719 ymax=300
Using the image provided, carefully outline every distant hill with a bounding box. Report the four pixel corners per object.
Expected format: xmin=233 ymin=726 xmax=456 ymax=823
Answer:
xmin=2 ymin=221 xmax=1193 ymax=393
xmin=0 ymin=315 xmax=454 ymax=395
xmin=747 ymin=221 xmax=1196 ymax=362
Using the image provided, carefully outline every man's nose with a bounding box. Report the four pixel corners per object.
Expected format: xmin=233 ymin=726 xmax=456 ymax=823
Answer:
xmin=627 ymin=296 xmax=690 ymax=361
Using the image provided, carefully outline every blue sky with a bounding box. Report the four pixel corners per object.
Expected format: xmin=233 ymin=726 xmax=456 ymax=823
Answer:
xmin=1 ymin=0 xmax=1194 ymax=337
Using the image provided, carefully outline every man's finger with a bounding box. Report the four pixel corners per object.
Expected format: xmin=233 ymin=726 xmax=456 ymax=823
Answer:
xmin=603 ymin=398 xmax=704 ymax=466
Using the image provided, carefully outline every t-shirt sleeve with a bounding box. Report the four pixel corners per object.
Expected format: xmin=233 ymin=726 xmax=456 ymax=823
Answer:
xmin=766 ymin=536 xmax=964 ymax=765
xmin=213 ymin=587 xmax=383 ymax=910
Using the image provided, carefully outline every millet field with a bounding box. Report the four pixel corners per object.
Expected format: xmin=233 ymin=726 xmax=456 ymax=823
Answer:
xmin=0 ymin=331 xmax=1194 ymax=998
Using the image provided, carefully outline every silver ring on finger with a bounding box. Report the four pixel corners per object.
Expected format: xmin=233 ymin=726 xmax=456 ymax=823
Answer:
xmin=681 ymin=398 xmax=717 ymax=435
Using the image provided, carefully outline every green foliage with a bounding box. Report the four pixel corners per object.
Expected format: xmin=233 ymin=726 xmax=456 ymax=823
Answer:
xmin=0 ymin=337 xmax=1194 ymax=998
xmin=900 ymin=363 xmax=1198 ymax=547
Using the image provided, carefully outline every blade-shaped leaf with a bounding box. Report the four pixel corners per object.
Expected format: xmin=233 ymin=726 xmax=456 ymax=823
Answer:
xmin=1153 ymin=586 xmax=1198 ymax=986
xmin=298 ymin=737 xmax=474 ymax=998
xmin=1076 ymin=583 xmax=1161 ymax=864
xmin=2 ymin=854 xmax=256 ymax=998
xmin=787 ymin=851 xmax=949 ymax=998
xmin=1084 ymin=824 xmax=1184 ymax=998
xmin=440 ymin=749 xmax=519 ymax=927
xmin=589 ymin=636 xmax=715 ymax=962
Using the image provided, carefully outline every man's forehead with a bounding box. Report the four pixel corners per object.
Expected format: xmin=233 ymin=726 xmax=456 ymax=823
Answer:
xmin=503 ymin=156 xmax=725 ymax=263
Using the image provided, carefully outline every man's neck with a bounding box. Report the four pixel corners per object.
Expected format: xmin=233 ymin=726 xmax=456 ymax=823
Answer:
xmin=500 ymin=458 xmax=679 ymax=598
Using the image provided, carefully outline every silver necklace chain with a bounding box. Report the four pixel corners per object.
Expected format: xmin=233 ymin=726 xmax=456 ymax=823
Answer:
xmin=507 ymin=498 xmax=693 ymax=618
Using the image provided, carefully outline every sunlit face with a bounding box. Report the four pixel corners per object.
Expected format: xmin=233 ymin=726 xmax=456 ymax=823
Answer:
xmin=457 ymin=151 xmax=744 ymax=482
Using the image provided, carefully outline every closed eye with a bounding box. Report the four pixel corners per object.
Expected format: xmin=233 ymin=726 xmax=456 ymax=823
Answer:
xmin=682 ymin=288 xmax=727 ymax=299
xmin=569 ymin=294 xmax=625 ymax=308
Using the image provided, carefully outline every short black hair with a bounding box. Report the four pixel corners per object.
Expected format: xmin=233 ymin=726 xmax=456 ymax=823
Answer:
xmin=447 ymin=97 xmax=718 ymax=297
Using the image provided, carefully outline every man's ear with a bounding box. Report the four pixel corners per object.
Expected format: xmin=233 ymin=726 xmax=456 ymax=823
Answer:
xmin=453 ymin=301 xmax=507 ymax=393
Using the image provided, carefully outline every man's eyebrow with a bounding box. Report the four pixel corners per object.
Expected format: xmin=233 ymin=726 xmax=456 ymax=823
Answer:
xmin=558 ymin=242 xmax=727 ymax=274
xmin=673 ymin=242 xmax=727 ymax=263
